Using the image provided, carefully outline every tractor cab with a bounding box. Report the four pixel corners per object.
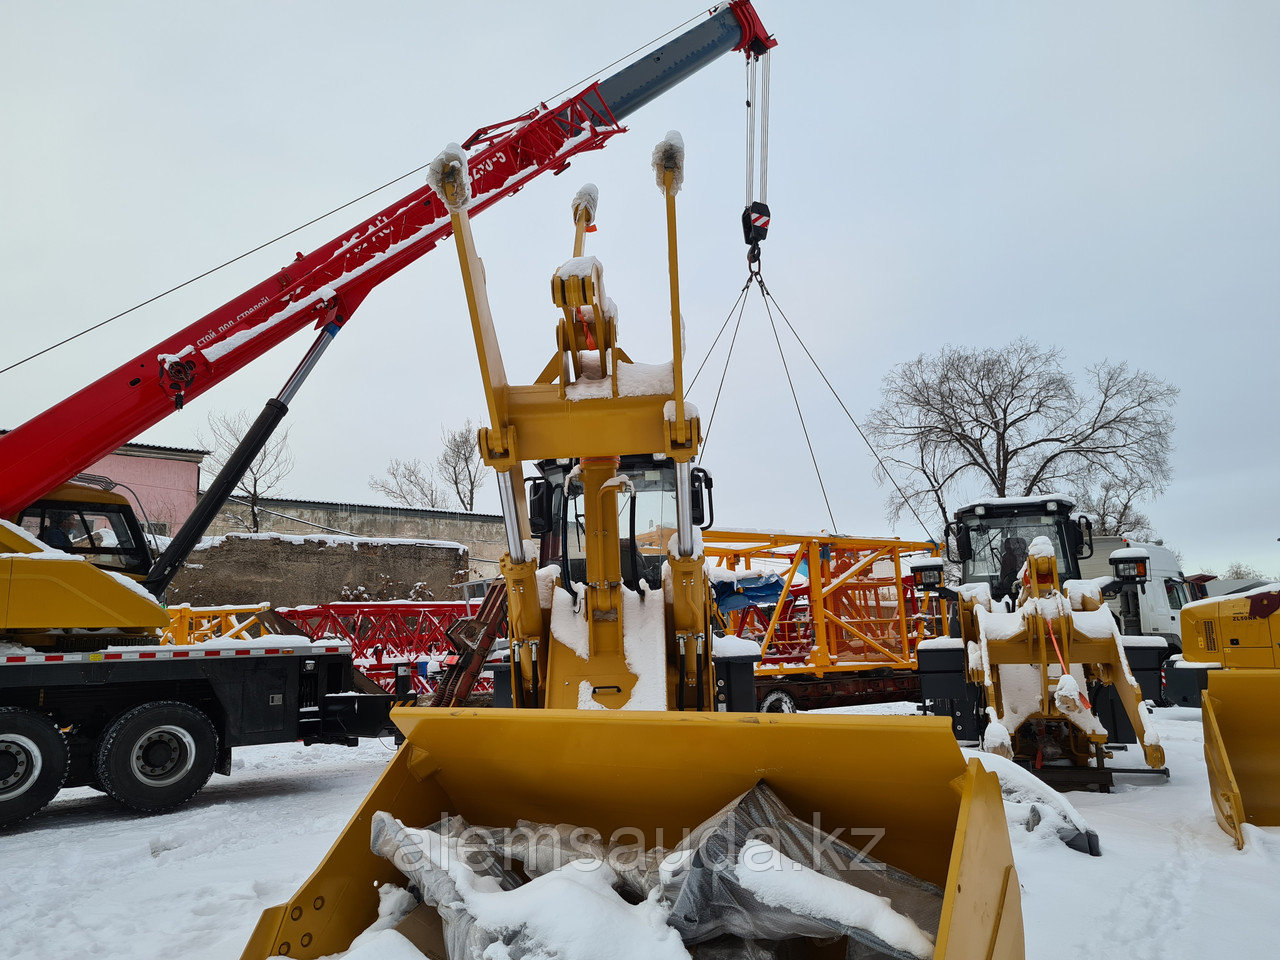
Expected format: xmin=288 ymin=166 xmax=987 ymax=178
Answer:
xmin=526 ymin=455 xmax=713 ymax=593
xmin=946 ymin=495 xmax=1093 ymax=602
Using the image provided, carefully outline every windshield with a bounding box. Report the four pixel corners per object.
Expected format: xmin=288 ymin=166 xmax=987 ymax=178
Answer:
xmin=20 ymin=500 xmax=152 ymax=576
xmin=1165 ymin=578 xmax=1190 ymax=610
xmin=537 ymin=457 xmax=678 ymax=591
xmin=959 ymin=512 xmax=1071 ymax=599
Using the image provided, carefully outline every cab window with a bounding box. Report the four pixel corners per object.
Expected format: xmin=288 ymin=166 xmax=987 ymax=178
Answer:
xmin=20 ymin=501 xmax=151 ymax=576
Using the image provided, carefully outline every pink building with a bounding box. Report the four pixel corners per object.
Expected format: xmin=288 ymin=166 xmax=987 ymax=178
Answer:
xmin=85 ymin=442 xmax=207 ymax=537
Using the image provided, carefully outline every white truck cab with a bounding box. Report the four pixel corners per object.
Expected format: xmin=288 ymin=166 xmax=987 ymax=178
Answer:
xmin=1081 ymin=536 xmax=1189 ymax=651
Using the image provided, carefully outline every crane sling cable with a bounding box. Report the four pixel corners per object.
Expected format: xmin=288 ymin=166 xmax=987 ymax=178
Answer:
xmin=751 ymin=274 xmax=935 ymax=542
xmin=0 ymin=7 xmax=712 ymax=379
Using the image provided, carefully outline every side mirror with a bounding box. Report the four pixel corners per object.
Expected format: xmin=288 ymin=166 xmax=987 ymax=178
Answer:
xmin=691 ymin=467 xmax=714 ymax=530
xmin=946 ymin=521 xmax=971 ymax=563
xmin=526 ymin=478 xmax=553 ymax=537
xmin=1076 ymin=516 xmax=1094 ymax=558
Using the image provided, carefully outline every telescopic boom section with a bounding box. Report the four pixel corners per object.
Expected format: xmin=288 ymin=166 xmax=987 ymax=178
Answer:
xmin=0 ymin=2 xmax=775 ymax=519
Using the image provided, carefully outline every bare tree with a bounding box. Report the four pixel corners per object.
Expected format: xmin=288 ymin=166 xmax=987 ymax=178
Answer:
xmin=1074 ymin=477 xmax=1157 ymax=539
xmin=368 ymin=458 xmax=452 ymax=509
xmin=198 ymin=409 xmax=294 ymax=533
xmin=436 ymin=420 xmax=486 ymax=511
xmin=865 ymin=339 xmax=1177 ymax=531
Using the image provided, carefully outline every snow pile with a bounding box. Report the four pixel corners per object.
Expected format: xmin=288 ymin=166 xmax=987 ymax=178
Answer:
xmin=548 ymin=582 xmax=667 ymax=710
xmin=371 ymin=812 xmax=684 ymax=960
xmin=711 ymin=633 xmax=761 ymax=658
xmin=1027 ymin=535 xmax=1055 ymax=559
xmin=1062 ymin=577 xmax=1112 ymax=610
xmin=663 ymin=399 xmax=698 ymax=422
xmin=651 ymin=130 xmax=685 ymax=195
xmin=570 ymin=182 xmax=598 ymax=224
xmin=961 ymin=749 xmax=1099 ymax=855
xmin=426 ymin=143 xmax=469 ymax=212
xmin=563 ymin=350 xmax=674 ymax=401
xmin=196 ymin=532 xmax=464 ymax=552
xmin=534 ymin=564 xmax=560 ymax=610
xmin=369 ymin=783 xmax=942 ymax=960
xmin=736 ymin=840 xmax=935 ymax=959
xmin=555 ymin=254 xmax=601 ymax=281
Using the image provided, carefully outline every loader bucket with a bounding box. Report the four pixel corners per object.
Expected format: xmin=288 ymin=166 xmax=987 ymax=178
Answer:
xmin=241 ymin=708 xmax=1023 ymax=960
xmin=1202 ymin=669 xmax=1280 ymax=848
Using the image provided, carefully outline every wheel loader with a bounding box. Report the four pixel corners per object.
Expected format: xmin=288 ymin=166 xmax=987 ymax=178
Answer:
xmin=239 ymin=140 xmax=1025 ymax=960
xmin=917 ymin=496 xmax=1167 ymax=791
xmin=1178 ymin=587 xmax=1280 ymax=847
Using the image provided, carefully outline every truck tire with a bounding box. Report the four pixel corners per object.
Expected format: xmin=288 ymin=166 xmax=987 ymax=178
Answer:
xmin=0 ymin=707 xmax=69 ymax=828
xmin=95 ymin=701 xmax=218 ymax=814
xmin=759 ymin=688 xmax=799 ymax=713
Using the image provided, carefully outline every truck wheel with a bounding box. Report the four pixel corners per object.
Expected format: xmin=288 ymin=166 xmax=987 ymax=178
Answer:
xmin=0 ymin=707 xmax=69 ymax=828
xmin=759 ymin=689 xmax=799 ymax=713
xmin=95 ymin=702 xmax=217 ymax=814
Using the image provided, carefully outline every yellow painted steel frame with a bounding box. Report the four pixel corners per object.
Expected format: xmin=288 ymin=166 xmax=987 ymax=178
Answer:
xmin=438 ymin=154 xmax=711 ymax=712
xmin=963 ymin=549 xmax=1165 ymax=769
xmin=241 ymin=708 xmax=1024 ymax=960
xmin=160 ymin=603 xmax=275 ymax=645
xmin=1201 ymin=669 xmax=1280 ymax=848
xmin=703 ymin=530 xmax=944 ymax=678
xmin=1181 ymin=593 xmax=1280 ymax=845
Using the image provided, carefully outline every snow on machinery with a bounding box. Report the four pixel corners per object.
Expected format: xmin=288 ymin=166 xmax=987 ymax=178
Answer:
xmin=239 ymin=142 xmax=1025 ymax=959
xmin=1177 ymin=586 xmax=1280 ymax=848
xmin=918 ymin=495 xmax=1166 ymax=791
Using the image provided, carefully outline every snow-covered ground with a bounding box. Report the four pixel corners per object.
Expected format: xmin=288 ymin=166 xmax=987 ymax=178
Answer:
xmin=2 ymin=708 xmax=1277 ymax=959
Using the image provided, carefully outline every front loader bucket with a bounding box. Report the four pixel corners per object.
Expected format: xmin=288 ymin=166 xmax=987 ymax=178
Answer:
xmin=242 ymin=708 xmax=1023 ymax=960
xmin=1203 ymin=669 xmax=1280 ymax=848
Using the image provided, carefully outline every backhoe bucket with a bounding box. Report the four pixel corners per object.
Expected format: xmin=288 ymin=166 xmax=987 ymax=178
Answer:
xmin=242 ymin=708 xmax=1022 ymax=960
xmin=1202 ymin=669 xmax=1280 ymax=848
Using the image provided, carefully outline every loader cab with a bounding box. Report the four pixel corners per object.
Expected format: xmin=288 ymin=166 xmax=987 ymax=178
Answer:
xmin=947 ymin=495 xmax=1092 ymax=602
xmin=14 ymin=483 xmax=153 ymax=578
xmin=528 ymin=455 xmax=712 ymax=592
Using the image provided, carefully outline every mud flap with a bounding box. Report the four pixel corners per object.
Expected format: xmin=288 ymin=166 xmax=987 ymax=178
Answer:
xmin=1203 ymin=669 xmax=1280 ymax=849
xmin=241 ymin=708 xmax=1025 ymax=960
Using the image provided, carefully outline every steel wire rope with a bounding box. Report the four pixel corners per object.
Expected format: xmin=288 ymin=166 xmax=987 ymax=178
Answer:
xmin=753 ymin=275 xmax=838 ymax=531
xmin=2 ymin=8 xmax=708 ymax=379
xmin=754 ymin=276 xmax=935 ymax=541
xmin=697 ymin=283 xmax=753 ymax=456
xmin=0 ymin=164 xmax=434 ymax=377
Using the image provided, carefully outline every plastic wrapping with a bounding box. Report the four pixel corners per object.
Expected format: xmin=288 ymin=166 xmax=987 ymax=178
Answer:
xmin=660 ymin=784 xmax=940 ymax=960
xmin=370 ymin=783 xmax=942 ymax=960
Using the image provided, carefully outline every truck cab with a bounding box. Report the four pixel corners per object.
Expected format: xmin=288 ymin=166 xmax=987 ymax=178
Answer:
xmin=11 ymin=482 xmax=153 ymax=579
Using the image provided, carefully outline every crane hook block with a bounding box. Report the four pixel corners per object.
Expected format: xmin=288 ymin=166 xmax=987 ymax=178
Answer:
xmin=742 ymin=201 xmax=770 ymax=246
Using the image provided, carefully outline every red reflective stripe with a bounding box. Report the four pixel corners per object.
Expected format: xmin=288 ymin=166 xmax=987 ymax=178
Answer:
xmin=5 ymin=656 xmax=23 ymax=663
xmin=235 ymin=649 xmax=250 ymax=656
xmin=105 ymin=653 xmax=123 ymax=660
xmin=45 ymin=655 xmax=64 ymax=662
xmin=138 ymin=652 xmax=156 ymax=659
xmin=172 ymin=650 xmax=190 ymax=658
xmin=265 ymin=649 xmax=280 ymax=655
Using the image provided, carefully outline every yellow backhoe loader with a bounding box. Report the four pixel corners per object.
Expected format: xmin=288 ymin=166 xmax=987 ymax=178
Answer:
xmin=918 ymin=496 xmax=1167 ymax=792
xmin=241 ymin=140 xmax=1025 ymax=960
xmin=1179 ymin=588 xmax=1280 ymax=847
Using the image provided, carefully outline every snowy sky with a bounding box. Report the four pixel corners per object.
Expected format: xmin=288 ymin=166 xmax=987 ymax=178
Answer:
xmin=2 ymin=1 xmax=1277 ymax=576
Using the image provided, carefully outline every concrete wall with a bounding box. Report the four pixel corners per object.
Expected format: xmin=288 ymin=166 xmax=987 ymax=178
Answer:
xmin=205 ymin=498 xmax=506 ymax=579
xmin=167 ymin=533 xmax=470 ymax=608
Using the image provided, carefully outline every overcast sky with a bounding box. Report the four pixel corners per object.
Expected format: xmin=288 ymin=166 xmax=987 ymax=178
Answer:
xmin=2 ymin=1 xmax=1277 ymax=575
